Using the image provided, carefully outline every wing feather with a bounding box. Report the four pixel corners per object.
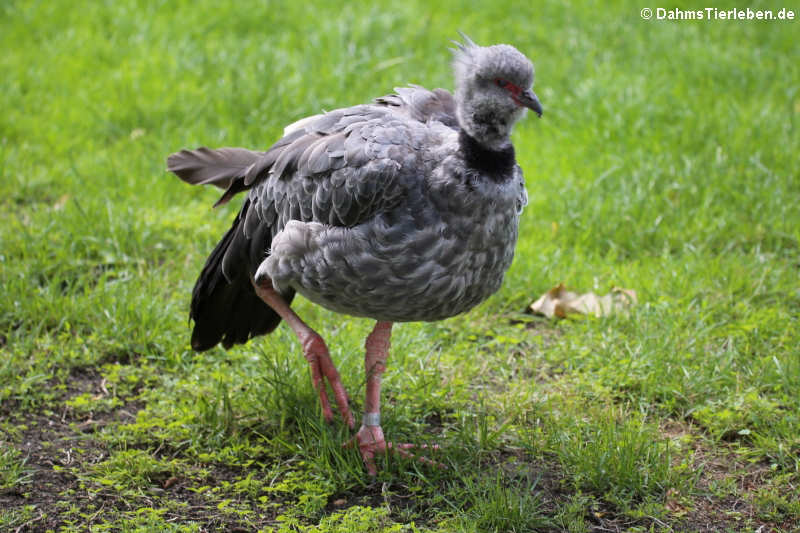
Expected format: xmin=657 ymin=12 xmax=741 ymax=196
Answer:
xmin=169 ymin=87 xmax=452 ymax=236
xmin=167 ymin=147 xmax=262 ymax=188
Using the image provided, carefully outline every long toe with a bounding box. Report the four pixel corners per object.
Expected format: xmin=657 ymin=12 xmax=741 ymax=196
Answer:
xmin=318 ymin=352 xmax=354 ymax=428
xmin=301 ymin=333 xmax=353 ymax=427
xmin=349 ymin=425 xmax=443 ymax=475
xmin=305 ymin=356 xmax=335 ymax=423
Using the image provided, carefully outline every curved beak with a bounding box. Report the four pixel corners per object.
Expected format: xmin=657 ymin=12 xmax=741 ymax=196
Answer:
xmin=519 ymin=89 xmax=543 ymax=118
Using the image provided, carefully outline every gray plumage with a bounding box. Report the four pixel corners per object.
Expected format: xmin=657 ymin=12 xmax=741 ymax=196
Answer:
xmin=167 ymin=35 xmax=541 ymax=350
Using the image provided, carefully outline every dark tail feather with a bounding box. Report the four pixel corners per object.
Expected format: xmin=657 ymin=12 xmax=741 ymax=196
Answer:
xmin=189 ymin=202 xmax=294 ymax=352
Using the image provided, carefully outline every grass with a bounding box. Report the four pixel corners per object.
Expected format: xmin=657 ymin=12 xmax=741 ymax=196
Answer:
xmin=1 ymin=0 xmax=798 ymax=530
xmin=0 ymin=448 xmax=34 ymax=493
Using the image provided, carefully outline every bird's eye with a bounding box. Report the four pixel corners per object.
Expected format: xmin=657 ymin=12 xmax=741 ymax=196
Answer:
xmin=494 ymin=78 xmax=507 ymax=88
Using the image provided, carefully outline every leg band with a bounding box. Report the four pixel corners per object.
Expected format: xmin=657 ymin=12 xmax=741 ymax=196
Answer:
xmin=362 ymin=412 xmax=381 ymax=427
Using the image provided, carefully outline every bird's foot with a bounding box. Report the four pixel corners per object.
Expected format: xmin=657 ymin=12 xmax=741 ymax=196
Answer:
xmin=302 ymin=333 xmax=354 ymax=429
xmin=347 ymin=424 xmax=443 ymax=476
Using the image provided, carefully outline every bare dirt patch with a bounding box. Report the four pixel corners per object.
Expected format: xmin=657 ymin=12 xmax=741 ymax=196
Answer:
xmin=0 ymin=365 xmax=272 ymax=531
xmin=659 ymin=419 xmax=795 ymax=532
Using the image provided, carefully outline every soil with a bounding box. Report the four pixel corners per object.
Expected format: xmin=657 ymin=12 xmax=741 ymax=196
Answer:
xmin=1 ymin=371 xmax=794 ymax=532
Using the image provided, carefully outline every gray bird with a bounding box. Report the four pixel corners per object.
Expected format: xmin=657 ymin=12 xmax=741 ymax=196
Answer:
xmin=167 ymin=34 xmax=542 ymax=475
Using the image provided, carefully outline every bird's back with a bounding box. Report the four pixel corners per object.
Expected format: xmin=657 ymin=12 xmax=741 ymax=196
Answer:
xmin=252 ymin=88 xmax=527 ymax=322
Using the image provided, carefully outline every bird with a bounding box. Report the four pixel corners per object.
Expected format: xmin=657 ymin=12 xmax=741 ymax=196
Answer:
xmin=166 ymin=34 xmax=542 ymax=475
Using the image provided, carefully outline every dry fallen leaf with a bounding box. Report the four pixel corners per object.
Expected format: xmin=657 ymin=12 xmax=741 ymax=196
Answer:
xmin=53 ymin=194 xmax=70 ymax=211
xmin=528 ymin=283 xmax=637 ymax=318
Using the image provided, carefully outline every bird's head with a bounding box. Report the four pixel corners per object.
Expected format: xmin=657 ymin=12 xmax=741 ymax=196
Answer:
xmin=452 ymin=33 xmax=542 ymax=150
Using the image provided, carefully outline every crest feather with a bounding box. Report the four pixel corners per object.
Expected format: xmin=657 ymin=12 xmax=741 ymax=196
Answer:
xmin=450 ymin=31 xmax=481 ymax=85
xmin=450 ymin=31 xmax=479 ymax=63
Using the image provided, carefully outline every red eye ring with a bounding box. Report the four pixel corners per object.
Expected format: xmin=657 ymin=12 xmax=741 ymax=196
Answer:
xmin=494 ymin=78 xmax=525 ymax=106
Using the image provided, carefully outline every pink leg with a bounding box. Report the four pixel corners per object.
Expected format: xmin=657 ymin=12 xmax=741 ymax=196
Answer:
xmin=350 ymin=321 xmax=442 ymax=475
xmin=252 ymin=280 xmax=354 ymax=428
